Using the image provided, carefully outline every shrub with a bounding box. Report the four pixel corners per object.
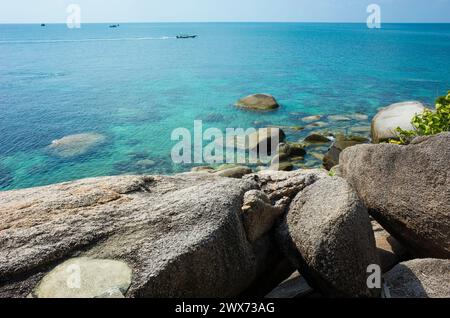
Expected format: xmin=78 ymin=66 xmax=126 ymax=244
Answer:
xmin=391 ymin=91 xmax=450 ymax=144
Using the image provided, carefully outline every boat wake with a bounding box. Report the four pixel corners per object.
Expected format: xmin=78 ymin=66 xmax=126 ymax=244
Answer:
xmin=0 ymin=36 xmax=176 ymax=44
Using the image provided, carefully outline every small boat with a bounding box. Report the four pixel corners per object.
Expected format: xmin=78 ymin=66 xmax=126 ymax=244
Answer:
xmin=41 ymin=24 xmax=46 ymax=27
xmin=109 ymin=24 xmax=120 ymax=28
xmin=176 ymin=35 xmax=197 ymax=39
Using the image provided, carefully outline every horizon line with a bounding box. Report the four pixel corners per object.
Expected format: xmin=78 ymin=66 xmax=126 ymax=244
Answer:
xmin=1 ymin=21 xmax=450 ymax=25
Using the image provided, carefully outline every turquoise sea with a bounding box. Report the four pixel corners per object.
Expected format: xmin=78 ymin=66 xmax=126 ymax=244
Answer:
xmin=1 ymin=23 xmax=450 ymax=190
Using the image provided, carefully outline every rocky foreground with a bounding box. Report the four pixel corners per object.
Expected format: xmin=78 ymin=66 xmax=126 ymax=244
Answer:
xmin=0 ymin=132 xmax=449 ymax=298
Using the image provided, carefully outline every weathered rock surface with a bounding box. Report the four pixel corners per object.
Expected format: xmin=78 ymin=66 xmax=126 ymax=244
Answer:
xmin=371 ymin=101 xmax=427 ymax=143
xmin=278 ymin=177 xmax=380 ymax=297
xmin=340 ymin=133 xmax=450 ymax=258
xmin=30 ymin=258 xmax=132 ymax=298
xmin=236 ymin=94 xmax=279 ymax=111
xmin=241 ymin=190 xmax=284 ymax=243
xmin=0 ymin=169 xmax=326 ymax=298
xmin=48 ymin=133 xmax=106 ymax=158
xmin=384 ymin=259 xmax=450 ymax=298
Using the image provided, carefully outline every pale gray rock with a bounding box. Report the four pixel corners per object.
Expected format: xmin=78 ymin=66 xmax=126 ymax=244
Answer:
xmin=241 ymin=190 xmax=284 ymax=243
xmin=371 ymin=101 xmax=427 ymax=143
xmin=31 ymin=258 xmax=132 ymax=298
xmin=340 ymin=133 xmax=450 ymax=258
xmin=384 ymin=259 xmax=450 ymax=298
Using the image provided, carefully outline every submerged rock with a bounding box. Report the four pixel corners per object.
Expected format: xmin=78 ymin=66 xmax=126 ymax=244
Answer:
xmin=278 ymin=177 xmax=380 ymax=297
xmin=48 ymin=133 xmax=106 ymax=158
xmin=328 ymin=115 xmax=351 ymax=122
xmin=340 ymin=132 xmax=450 ymax=258
xmin=384 ymin=259 xmax=450 ymax=298
xmin=236 ymin=94 xmax=280 ymax=111
xmin=371 ymin=101 xmax=427 ymax=143
xmin=304 ymin=133 xmax=330 ymax=144
xmin=301 ymin=115 xmax=322 ymax=122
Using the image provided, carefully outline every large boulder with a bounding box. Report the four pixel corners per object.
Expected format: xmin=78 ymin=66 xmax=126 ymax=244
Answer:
xmin=0 ymin=169 xmax=325 ymax=298
xmin=278 ymin=177 xmax=380 ymax=297
xmin=384 ymin=259 xmax=450 ymax=298
xmin=236 ymin=94 xmax=279 ymax=111
xmin=371 ymin=101 xmax=427 ymax=143
xmin=340 ymin=133 xmax=450 ymax=258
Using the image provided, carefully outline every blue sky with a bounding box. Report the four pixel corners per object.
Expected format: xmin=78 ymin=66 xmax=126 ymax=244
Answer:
xmin=1 ymin=0 xmax=449 ymax=23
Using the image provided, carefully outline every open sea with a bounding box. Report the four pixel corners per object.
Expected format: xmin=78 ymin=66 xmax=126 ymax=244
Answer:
xmin=1 ymin=23 xmax=450 ymax=190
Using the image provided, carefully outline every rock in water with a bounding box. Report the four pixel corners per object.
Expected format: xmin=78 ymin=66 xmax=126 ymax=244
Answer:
xmin=323 ymin=135 xmax=369 ymax=170
xmin=278 ymin=177 xmax=380 ymax=297
xmin=236 ymin=94 xmax=280 ymax=111
xmin=48 ymin=133 xmax=106 ymax=157
xmin=340 ymin=133 xmax=450 ymax=258
xmin=384 ymin=259 xmax=450 ymax=298
xmin=31 ymin=258 xmax=132 ymax=298
xmin=0 ymin=170 xmax=326 ymax=298
xmin=214 ymin=166 xmax=252 ymax=179
xmin=304 ymin=133 xmax=330 ymax=144
xmin=371 ymin=101 xmax=426 ymax=143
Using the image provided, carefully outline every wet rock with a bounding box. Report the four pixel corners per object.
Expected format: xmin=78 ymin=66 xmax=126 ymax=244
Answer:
xmin=236 ymin=94 xmax=279 ymax=111
xmin=322 ymin=135 xmax=368 ymax=170
xmin=304 ymin=134 xmax=331 ymax=144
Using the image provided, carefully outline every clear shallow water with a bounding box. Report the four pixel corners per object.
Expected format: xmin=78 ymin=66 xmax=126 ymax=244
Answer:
xmin=1 ymin=23 xmax=450 ymax=190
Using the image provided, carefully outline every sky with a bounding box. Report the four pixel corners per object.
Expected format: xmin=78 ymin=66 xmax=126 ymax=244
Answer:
xmin=0 ymin=0 xmax=449 ymax=23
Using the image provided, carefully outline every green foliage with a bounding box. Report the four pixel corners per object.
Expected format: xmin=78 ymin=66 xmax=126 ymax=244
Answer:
xmin=391 ymin=91 xmax=450 ymax=144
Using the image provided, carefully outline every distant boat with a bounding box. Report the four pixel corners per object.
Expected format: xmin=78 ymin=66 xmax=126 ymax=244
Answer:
xmin=109 ymin=24 xmax=120 ymax=28
xmin=176 ymin=35 xmax=197 ymax=39
xmin=40 ymin=24 xmax=46 ymax=27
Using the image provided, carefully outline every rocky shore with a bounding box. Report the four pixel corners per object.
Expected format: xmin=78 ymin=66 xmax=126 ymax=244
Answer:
xmin=0 ymin=97 xmax=449 ymax=298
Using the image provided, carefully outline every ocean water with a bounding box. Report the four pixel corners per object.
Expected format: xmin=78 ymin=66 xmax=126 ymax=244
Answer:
xmin=1 ymin=23 xmax=450 ymax=190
